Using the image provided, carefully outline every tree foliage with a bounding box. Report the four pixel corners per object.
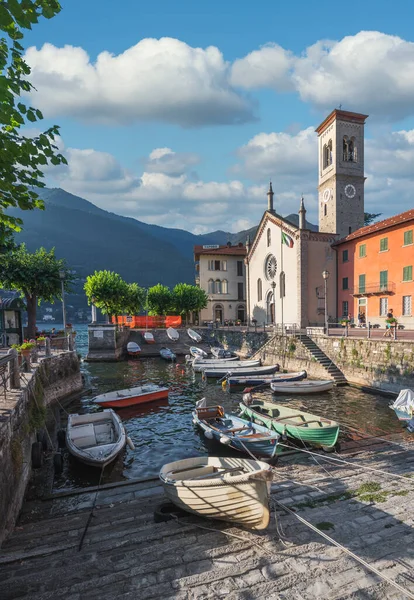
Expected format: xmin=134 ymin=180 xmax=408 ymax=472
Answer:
xmin=147 ymin=284 xmax=173 ymax=316
xmin=0 ymin=0 xmax=66 ymax=234
xmin=171 ymin=283 xmax=208 ymax=323
xmin=0 ymin=243 xmax=72 ymax=338
xmin=364 ymin=212 xmax=382 ymax=226
xmin=84 ymin=271 xmax=145 ymax=320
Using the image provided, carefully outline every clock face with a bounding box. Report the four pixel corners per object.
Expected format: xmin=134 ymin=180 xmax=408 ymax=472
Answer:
xmin=344 ymin=184 xmax=356 ymax=199
xmin=323 ymin=189 xmax=331 ymax=203
xmin=265 ymin=255 xmax=277 ymax=280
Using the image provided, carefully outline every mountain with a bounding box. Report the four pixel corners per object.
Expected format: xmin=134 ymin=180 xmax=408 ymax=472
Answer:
xmin=8 ymin=188 xmax=317 ymax=311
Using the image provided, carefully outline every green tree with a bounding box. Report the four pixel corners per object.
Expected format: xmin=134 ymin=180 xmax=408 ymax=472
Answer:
xmin=0 ymin=244 xmax=72 ymax=339
xmin=84 ymin=271 xmax=129 ymax=322
xmin=171 ymin=283 xmax=208 ymax=324
xmin=364 ymin=212 xmax=382 ymax=226
xmin=124 ymin=283 xmax=146 ymax=317
xmin=0 ymin=1 xmax=67 ymax=233
xmin=147 ymin=284 xmax=173 ymax=316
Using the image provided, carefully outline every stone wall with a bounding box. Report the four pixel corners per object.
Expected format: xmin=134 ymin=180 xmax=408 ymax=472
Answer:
xmin=205 ymin=329 xmax=272 ymax=357
xmin=307 ymin=334 xmax=414 ymax=393
xmin=0 ymin=352 xmax=82 ymax=545
xmin=86 ymin=324 xmax=130 ymax=361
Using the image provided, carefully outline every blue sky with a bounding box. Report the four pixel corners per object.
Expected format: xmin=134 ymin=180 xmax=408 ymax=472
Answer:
xmin=23 ymin=0 xmax=414 ymax=232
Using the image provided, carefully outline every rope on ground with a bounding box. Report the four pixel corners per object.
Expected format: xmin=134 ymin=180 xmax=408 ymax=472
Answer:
xmin=340 ymin=423 xmax=414 ymax=452
xmin=278 ymin=443 xmax=414 ymax=486
xmin=274 ymin=499 xmax=414 ymax=600
xmin=78 ymin=464 xmax=105 ymax=552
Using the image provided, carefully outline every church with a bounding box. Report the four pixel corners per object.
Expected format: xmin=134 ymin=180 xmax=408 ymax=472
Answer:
xmin=245 ymin=108 xmax=368 ymax=328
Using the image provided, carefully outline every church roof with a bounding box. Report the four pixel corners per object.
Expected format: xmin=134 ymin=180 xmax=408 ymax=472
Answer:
xmin=315 ymin=109 xmax=369 ymax=135
xmin=194 ymin=244 xmax=247 ymax=257
xmin=333 ymin=208 xmax=414 ymax=246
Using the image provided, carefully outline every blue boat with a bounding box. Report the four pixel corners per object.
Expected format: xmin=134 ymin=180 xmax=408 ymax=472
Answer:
xmin=192 ymin=399 xmax=280 ymax=459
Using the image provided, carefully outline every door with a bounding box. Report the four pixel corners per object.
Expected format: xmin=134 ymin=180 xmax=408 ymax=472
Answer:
xmin=237 ymin=306 xmax=245 ymax=323
xmin=358 ymin=298 xmax=367 ymax=326
xmin=214 ymin=305 xmax=223 ymax=323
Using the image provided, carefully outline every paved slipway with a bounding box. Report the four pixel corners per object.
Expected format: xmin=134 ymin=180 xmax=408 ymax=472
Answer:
xmin=1 ymin=441 xmax=414 ymax=600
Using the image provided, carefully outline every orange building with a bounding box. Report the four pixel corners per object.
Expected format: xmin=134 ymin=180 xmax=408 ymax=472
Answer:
xmin=334 ymin=209 xmax=414 ymax=327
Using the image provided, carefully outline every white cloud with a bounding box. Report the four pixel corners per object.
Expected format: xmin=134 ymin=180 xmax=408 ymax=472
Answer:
xmin=143 ymin=148 xmax=200 ymax=176
xmin=25 ymin=38 xmax=255 ymax=127
xmin=231 ymin=43 xmax=293 ymax=90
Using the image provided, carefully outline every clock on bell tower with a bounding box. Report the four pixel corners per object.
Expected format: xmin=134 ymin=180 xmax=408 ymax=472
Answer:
xmin=316 ymin=109 xmax=368 ymax=238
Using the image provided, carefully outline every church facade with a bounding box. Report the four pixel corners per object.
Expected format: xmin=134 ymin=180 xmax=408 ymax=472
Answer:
xmin=245 ymin=109 xmax=368 ymax=328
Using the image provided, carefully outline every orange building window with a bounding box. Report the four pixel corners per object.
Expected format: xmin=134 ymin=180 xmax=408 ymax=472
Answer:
xmin=379 ymin=237 xmax=388 ymax=252
xmin=403 ymin=266 xmax=413 ymax=282
xmin=359 ymin=244 xmax=366 ymax=258
xmin=404 ymin=230 xmax=413 ymax=246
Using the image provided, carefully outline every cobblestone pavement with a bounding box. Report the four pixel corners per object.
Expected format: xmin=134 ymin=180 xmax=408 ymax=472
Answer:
xmin=1 ymin=443 xmax=414 ymax=600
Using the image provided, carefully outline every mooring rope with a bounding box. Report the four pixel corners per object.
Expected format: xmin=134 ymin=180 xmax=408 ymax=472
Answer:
xmin=340 ymin=423 xmax=413 ymax=452
xmin=274 ymin=499 xmax=414 ymax=599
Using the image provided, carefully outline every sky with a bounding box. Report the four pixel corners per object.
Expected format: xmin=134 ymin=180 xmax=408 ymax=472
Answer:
xmin=22 ymin=0 xmax=414 ymax=233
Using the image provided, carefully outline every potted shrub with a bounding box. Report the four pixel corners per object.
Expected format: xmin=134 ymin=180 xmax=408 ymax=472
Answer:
xmin=20 ymin=341 xmax=36 ymax=355
xmin=386 ymin=317 xmax=398 ymax=327
xmin=340 ymin=318 xmax=350 ymax=327
xmin=36 ymin=336 xmax=46 ymax=347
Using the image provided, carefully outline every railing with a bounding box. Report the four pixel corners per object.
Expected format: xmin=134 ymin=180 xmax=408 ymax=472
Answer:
xmin=352 ymin=282 xmax=396 ymax=296
xmin=0 ymin=350 xmax=21 ymax=397
xmin=343 ymin=152 xmax=356 ymax=162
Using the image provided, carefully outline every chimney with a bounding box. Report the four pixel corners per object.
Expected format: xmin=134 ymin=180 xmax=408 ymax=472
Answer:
xmin=299 ymin=195 xmax=306 ymax=230
xmin=267 ymin=181 xmax=274 ymax=213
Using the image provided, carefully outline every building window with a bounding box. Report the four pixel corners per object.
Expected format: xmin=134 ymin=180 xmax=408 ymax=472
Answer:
xmin=404 ymin=230 xmax=413 ymax=246
xmin=267 ymin=228 xmax=271 ymax=247
xmin=403 ymin=266 xmax=413 ymax=282
xmin=237 ymin=282 xmax=244 ymax=300
xmin=208 ymin=279 xmax=214 ymax=294
xmin=342 ymin=249 xmax=349 ymax=262
xmin=379 ymin=237 xmax=388 ymax=252
xmin=215 ymin=279 xmax=221 ymax=294
xmin=403 ymin=295 xmax=412 ymax=316
xmin=221 ymin=279 xmax=228 ymax=294
xmin=221 ymin=260 xmax=227 ymax=271
xmin=380 ymin=270 xmax=388 ymax=290
xmin=342 ymin=301 xmax=349 ymax=317
xmin=214 ymin=260 xmax=220 ymax=271
xmin=343 ymin=136 xmax=357 ymax=162
xmin=342 ymin=277 xmax=349 ymax=290
xmin=323 ymin=139 xmax=333 ymax=169
xmin=359 ymin=244 xmax=366 ymax=258
xmin=358 ymin=274 xmax=366 ymax=294
xmin=237 ymin=261 xmax=243 ymax=276
xmin=379 ymin=297 xmax=388 ymax=316
xmin=257 ymin=278 xmax=262 ymax=302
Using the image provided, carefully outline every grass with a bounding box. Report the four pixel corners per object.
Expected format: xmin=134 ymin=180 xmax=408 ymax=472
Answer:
xmin=292 ymin=481 xmax=410 ymax=509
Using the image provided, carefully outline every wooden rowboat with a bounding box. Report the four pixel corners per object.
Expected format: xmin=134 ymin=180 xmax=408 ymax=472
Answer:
xmin=167 ymin=327 xmax=179 ymax=341
xmin=190 ymin=346 xmax=208 ymax=358
xmin=211 ymin=347 xmax=233 ymax=359
xmin=202 ymin=364 xmax=279 ymax=379
xmin=127 ymin=341 xmax=141 ymax=357
xmin=160 ymin=347 xmax=176 ymax=361
xmin=390 ymin=389 xmax=414 ymax=421
xmin=270 ymin=380 xmax=334 ymax=394
xmin=239 ymin=397 xmax=339 ymax=450
xmin=193 ymin=359 xmax=260 ymax=373
xmin=192 ymin=400 xmax=279 ymax=459
xmin=159 ymin=456 xmax=272 ymax=530
xmin=225 ymin=370 xmax=307 ymax=387
xmin=187 ymin=328 xmax=202 ymax=343
xmin=66 ymin=409 xmax=126 ymax=468
xmin=143 ymin=331 xmax=155 ymax=344
xmin=93 ymin=384 xmax=169 ymax=408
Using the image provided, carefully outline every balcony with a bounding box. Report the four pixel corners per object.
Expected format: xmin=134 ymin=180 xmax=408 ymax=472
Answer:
xmin=352 ymin=282 xmax=396 ymax=297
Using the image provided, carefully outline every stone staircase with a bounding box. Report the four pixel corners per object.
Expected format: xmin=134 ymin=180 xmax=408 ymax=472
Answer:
xmin=298 ymin=334 xmax=347 ymax=386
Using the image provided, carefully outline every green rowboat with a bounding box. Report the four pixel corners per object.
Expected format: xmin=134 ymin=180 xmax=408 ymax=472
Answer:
xmin=239 ymin=399 xmax=339 ymax=450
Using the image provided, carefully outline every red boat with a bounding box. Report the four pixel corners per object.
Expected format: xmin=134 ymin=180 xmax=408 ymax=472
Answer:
xmin=93 ymin=384 xmax=169 ymax=408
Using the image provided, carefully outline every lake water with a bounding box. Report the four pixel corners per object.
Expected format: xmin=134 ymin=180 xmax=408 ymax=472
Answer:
xmin=51 ymin=324 xmax=408 ymax=491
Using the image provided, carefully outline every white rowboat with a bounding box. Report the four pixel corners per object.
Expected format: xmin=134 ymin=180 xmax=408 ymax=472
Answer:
xmin=66 ymin=410 xmax=126 ymax=468
xmin=127 ymin=341 xmax=141 ymax=356
xmin=190 ymin=346 xmax=208 ymax=359
xmin=143 ymin=331 xmax=155 ymax=344
xmin=193 ymin=359 xmax=260 ymax=373
xmin=187 ymin=328 xmax=202 ymax=343
xmin=270 ymin=380 xmax=334 ymax=394
xmin=167 ymin=327 xmax=179 ymax=341
xmin=159 ymin=456 xmax=272 ymax=530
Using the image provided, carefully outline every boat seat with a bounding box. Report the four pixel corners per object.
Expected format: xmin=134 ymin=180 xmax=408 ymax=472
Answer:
xmin=70 ymin=423 xmax=97 ymax=449
xmin=94 ymin=422 xmax=114 ymax=444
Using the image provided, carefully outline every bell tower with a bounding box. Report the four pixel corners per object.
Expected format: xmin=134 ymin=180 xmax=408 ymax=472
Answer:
xmin=316 ymin=109 xmax=368 ymax=238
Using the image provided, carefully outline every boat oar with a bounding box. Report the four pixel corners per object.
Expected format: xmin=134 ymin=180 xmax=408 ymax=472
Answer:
xmin=242 ymin=383 xmax=270 ymax=394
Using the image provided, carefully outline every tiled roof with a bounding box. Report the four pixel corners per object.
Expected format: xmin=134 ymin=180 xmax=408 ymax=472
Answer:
xmin=194 ymin=244 xmax=247 ymax=256
xmin=333 ymin=209 xmax=414 ymax=246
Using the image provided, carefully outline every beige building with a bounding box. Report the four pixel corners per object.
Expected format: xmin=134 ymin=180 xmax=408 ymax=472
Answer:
xmin=194 ymin=243 xmax=247 ymax=324
xmin=246 ymin=108 xmax=368 ymax=328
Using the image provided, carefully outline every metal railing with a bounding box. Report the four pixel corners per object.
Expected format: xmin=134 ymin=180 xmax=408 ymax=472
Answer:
xmin=352 ymin=282 xmax=396 ymax=296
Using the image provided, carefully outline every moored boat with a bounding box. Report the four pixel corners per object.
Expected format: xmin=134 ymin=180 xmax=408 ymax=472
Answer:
xmin=202 ymin=364 xmax=279 ymax=379
xmin=190 ymin=346 xmax=208 ymax=359
xmin=159 ymin=456 xmax=272 ymax=530
xmin=160 ymin=347 xmax=176 ymax=361
xmin=390 ymin=389 xmax=414 ymax=421
xmin=270 ymin=379 xmax=334 ymax=394
xmin=211 ymin=346 xmax=233 ymax=359
xmin=127 ymin=341 xmax=141 ymax=357
xmin=143 ymin=331 xmax=155 ymax=344
xmin=93 ymin=384 xmax=169 ymax=408
xmin=193 ymin=355 xmax=239 ymax=365
xmin=167 ymin=327 xmax=179 ymax=341
xmin=187 ymin=328 xmax=202 ymax=343
xmin=193 ymin=358 xmax=260 ymax=373
xmin=66 ymin=409 xmax=126 ymax=468
xmin=239 ymin=396 xmax=339 ymax=450
xmin=192 ymin=399 xmax=279 ymax=459
xmin=225 ymin=370 xmax=307 ymax=388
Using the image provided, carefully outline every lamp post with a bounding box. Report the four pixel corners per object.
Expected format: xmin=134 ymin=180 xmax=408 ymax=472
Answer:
xmin=271 ymin=281 xmax=276 ymax=330
xmin=322 ymin=270 xmax=330 ymax=335
xmin=59 ymin=270 xmax=67 ymax=331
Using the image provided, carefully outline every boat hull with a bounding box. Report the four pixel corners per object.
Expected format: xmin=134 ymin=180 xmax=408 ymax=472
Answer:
xmin=239 ymin=402 xmax=339 ymax=449
xmin=193 ymin=359 xmax=260 ymax=373
xmin=270 ymin=380 xmax=334 ymax=394
xmin=160 ymin=456 xmax=272 ymax=530
xmin=94 ymin=386 xmax=169 ymax=408
xmin=203 ymin=364 xmax=279 ymax=378
xmin=167 ymin=327 xmax=179 ymax=341
xmin=227 ymin=370 xmax=307 ymax=386
xmin=187 ymin=329 xmax=202 ymax=343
